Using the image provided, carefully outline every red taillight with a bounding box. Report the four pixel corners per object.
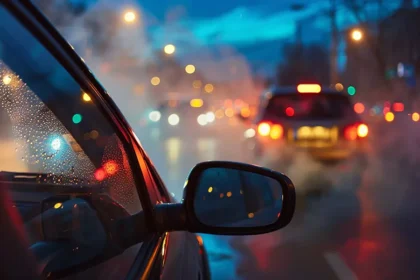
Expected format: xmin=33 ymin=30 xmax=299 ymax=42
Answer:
xmin=344 ymin=123 xmax=368 ymax=140
xmin=257 ymin=122 xmax=284 ymax=139
xmin=393 ymin=102 xmax=404 ymax=112
xmin=285 ymin=107 xmax=295 ymax=117
xmin=344 ymin=125 xmax=358 ymax=140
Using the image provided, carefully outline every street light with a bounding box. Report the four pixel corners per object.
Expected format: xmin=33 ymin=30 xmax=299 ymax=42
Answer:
xmin=164 ymin=44 xmax=176 ymax=55
xmin=351 ymin=29 xmax=363 ymax=41
xmin=123 ymin=10 xmax=136 ymax=23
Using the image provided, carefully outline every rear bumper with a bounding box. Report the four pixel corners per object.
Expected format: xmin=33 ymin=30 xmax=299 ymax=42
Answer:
xmin=253 ymin=136 xmax=368 ymax=162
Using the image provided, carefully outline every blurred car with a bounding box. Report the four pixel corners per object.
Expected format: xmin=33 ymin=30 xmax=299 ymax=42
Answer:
xmin=242 ymin=84 xmax=369 ymax=165
xmin=147 ymin=98 xmax=217 ymax=136
xmin=0 ymin=2 xmax=296 ymax=280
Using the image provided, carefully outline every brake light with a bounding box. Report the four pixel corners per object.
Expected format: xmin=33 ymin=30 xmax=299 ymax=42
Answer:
xmin=393 ymin=102 xmax=404 ymax=112
xmin=285 ymin=107 xmax=295 ymax=117
xmin=344 ymin=125 xmax=357 ymax=140
xmin=258 ymin=122 xmax=271 ymax=136
xmin=270 ymin=124 xmax=283 ymax=139
xmin=344 ymin=123 xmax=368 ymax=140
xmin=297 ymin=84 xmax=321 ymax=93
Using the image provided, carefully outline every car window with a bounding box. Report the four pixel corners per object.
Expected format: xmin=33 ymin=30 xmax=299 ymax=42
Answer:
xmin=0 ymin=5 xmax=143 ymax=279
xmin=264 ymin=93 xmax=355 ymax=120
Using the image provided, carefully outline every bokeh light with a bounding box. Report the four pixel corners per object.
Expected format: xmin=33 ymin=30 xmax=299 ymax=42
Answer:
xmin=240 ymin=107 xmax=251 ymax=118
xmin=385 ymin=112 xmax=394 ymax=122
xmin=285 ymin=107 xmax=295 ymax=117
xmin=258 ymin=122 xmax=270 ymax=136
xmin=190 ymin=98 xmax=203 ymax=108
xmin=185 ymin=64 xmax=196 ymax=74
xmin=54 ymin=203 xmax=63 ymax=209
xmin=3 ymin=74 xmax=12 ymax=85
xmin=193 ymin=80 xmax=202 ymax=89
xmin=95 ymin=168 xmax=106 ymax=181
xmin=206 ymin=112 xmax=215 ymax=123
xmin=412 ymin=112 xmax=419 ymax=122
xmin=204 ymin=83 xmax=214 ymax=93
xmin=104 ymin=160 xmax=118 ymax=175
xmin=151 ymin=76 xmax=160 ymax=86
xmin=51 ymin=137 xmax=62 ymax=151
xmin=335 ymin=83 xmax=344 ymax=91
xmin=224 ymin=108 xmax=234 ymax=118
xmin=149 ymin=111 xmax=161 ymax=122
xmin=168 ymin=114 xmax=180 ymax=126
xmin=164 ymin=44 xmax=176 ymax=55
xmin=197 ymin=114 xmax=208 ymax=126
xmin=123 ymin=11 xmax=136 ymax=23
xmin=354 ymin=102 xmax=365 ymax=114
xmin=270 ymin=124 xmax=283 ymax=139
xmin=357 ymin=124 xmax=369 ymax=137
xmin=82 ymin=92 xmax=92 ymax=102
xmin=244 ymin=128 xmax=256 ymax=138
xmin=72 ymin=113 xmax=82 ymax=124
xmin=351 ymin=29 xmax=363 ymax=41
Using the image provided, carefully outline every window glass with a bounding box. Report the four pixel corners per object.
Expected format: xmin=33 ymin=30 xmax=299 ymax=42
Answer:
xmin=0 ymin=5 xmax=144 ymax=278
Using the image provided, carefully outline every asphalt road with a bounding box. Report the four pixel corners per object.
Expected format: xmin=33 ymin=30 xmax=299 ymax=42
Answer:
xmin=138 ymin=117 xmax=420 ymax=280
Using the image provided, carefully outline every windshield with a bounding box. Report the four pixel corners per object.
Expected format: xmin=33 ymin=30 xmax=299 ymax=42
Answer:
xmin=264 ymin=94 xmax=355 ymax=120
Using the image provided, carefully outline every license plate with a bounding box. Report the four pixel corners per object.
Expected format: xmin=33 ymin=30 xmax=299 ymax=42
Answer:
xmin=295 ymin=126 xmax=337 ymax=140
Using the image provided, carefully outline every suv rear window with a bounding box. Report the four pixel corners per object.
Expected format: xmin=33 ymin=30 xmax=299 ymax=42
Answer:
xmin=264 ymin=93 xmax=355 ymax=120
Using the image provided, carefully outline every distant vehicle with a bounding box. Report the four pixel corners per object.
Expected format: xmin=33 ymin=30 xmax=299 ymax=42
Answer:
xmin=147 ymin=98 xmax=217 ymax=135
xmin=240 ymin=84 xmax=368 ymax=191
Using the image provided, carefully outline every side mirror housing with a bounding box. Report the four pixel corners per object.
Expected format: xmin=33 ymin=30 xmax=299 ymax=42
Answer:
xmin=182 ymin=161 xmax=295 ymax=235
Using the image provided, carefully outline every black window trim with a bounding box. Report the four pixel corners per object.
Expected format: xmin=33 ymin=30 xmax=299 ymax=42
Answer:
xmin=3 ymin=1 xmax=161 ymax=278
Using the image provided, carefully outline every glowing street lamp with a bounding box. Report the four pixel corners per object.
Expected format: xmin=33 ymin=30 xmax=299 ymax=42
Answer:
xmin=123 ymin=10 xmax=136 ymax=23
xmin=164 ymin=44 xmax=176 ymax=55
xmin=351 ymin=29 xmax=363 ymax=41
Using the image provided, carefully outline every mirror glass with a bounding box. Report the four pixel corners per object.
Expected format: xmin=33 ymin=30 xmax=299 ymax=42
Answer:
xmin=193 ymin=167 xmax=283 ymax=228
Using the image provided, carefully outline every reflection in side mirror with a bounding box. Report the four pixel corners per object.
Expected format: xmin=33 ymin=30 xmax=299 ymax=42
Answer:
xmin=194 ymin=167 xmax=283 ymax=228
xmin=184 ymin=161 xmax=295 ymax=235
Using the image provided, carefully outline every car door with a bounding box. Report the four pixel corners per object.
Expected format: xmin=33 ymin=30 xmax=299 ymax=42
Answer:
xmin=137 ymin=155 xmax=206 ymax=280
xmin=0 ymin=2 xmax=166 ymax=279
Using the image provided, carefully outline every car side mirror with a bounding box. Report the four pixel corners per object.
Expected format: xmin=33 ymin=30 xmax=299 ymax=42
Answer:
xmin=121 ymin=161 xmax=295 ymax=240
xmin=183 ymin=161 xmax=295 ymax=235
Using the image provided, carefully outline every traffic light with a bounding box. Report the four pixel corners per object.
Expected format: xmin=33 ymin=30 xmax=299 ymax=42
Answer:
xmin=347 ymin=86 xmax=356 ymax=96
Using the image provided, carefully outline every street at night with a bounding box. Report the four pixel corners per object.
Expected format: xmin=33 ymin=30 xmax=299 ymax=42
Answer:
xmin=1 ymin=1 xmax=420 ymax=279
xmin=140 ymin=118 xmax=420 ymax=279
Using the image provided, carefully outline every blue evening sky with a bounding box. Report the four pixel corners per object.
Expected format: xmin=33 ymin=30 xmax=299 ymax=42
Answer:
xmin=76 ymin=0 xmax=417 ymax=77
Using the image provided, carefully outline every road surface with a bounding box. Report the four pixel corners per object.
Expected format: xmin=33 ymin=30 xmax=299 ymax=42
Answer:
xmin=138 ymin=117 xmax=420 ymax=280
